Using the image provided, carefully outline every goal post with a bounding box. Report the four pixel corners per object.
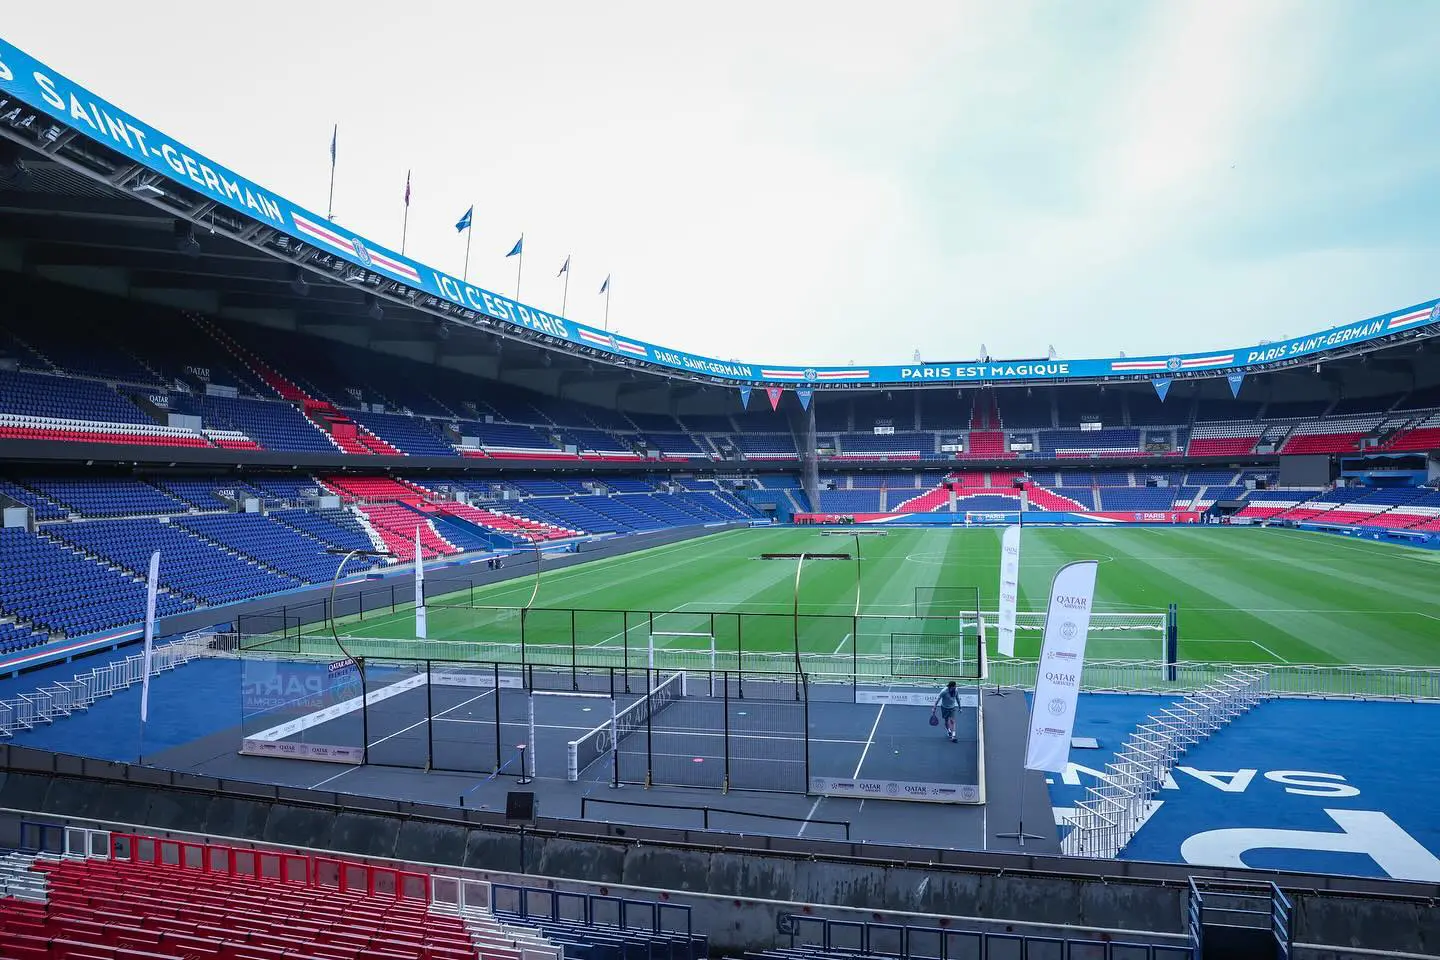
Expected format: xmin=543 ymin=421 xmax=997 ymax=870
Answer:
xmin=982 ymin=609 xmax=1168 ymax=660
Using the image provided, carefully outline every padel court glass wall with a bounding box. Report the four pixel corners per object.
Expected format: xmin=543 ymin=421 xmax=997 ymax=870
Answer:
xmin=237 ymin=601 xmax=983 ymax=796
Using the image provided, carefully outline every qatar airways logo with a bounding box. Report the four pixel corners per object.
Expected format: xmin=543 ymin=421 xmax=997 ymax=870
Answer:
xmin=1056 ymin=595 xmax=1089 ymax=610
xmin=1044 ymin=671 xmax=1077 ymax=685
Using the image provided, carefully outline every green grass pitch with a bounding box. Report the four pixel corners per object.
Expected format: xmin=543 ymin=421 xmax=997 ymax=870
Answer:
xmin=280 ymin=525 xmax=1440 ymax=671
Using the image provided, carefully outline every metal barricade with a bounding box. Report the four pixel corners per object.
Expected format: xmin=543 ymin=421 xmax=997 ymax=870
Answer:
xmin=1065 ymin=669 xmax=1270 ymax=859
xmin=0 ymin=631 xmax=217 ymax=738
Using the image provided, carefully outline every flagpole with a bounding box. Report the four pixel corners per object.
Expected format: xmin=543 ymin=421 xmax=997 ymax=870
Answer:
xmin=463 ymin=223 xmax=473 ymax=283
xmin=326 ymin=124 xmax=337 ymax=221
xmin=516 ymin=239 xmax=524 ymax=300
xmin=561 ymin=262 xmax=570 ymax=317
xmin=137 ymin=550 xmax=160 ymax=766
xmin=401 ymin=171 xmax=411 ymax=255
xmin=604 ymin=283 xmax=611 ymax=331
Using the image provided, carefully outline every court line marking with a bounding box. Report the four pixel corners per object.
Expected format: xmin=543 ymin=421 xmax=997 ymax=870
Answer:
xmin=801 ymin=700 xmax=888 ymax=838
xmin=308 ymin=687 xmax=497 ymax=790
xmin=832 ymin=633 xmax=852 ymax=656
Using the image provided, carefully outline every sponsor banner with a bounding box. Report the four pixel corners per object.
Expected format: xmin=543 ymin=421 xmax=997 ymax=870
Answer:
xmin=240 ymin=739 xmax=363 ymax=764
xmin=1 ymin=35 xmax=1436 ymax=389
xmin=139 ymin=550 xmax=159 ymax=724
xmin=809 ymin=776 xmax=981 ymax=804
xmin=998 ymin=525 xmax=1021 ymax=657
xmin=414 ymin=525 xmax=427 ymax=640
xmin=857 ymin=690 xmax=979 ymax=708
xmin=794 ymin=511 xmax=1203 ymax=526
xmin=738 ymin=386 xmax=752 ymax=409
xmin=1152 ymin=377 xmax=1172 ymax=402
xmin=1228 ymin=373 xmax=1245 ymax=398
xmin=1024 ymin=561 xmax=1098 ymax=774
xmin=797 ymin=387 xmax=813 ymax=410
xmin=430 ymin=671 xmax=525 ymax=689
xmin=1091 ymin=511 xmax=1204 ymax=524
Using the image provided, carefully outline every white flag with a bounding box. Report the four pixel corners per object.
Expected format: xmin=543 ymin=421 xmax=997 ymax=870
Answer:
xmin=414 ymin=525 xmax=428 ymax=640
xmin=139 ymin=550 xmax=160 ymax=724
xmin=997 ymin=525 xmax=1022 ymax=658
xmin=1023 ymin=561 xmax=1098 ymax=774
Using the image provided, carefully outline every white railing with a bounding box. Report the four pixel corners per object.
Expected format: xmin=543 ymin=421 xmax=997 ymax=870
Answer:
xmin=988 ymin=658 xmax=1440 ymax=700
xmin=1062 ymin=669 xmax=1270 ymax=859
xmin=0 ymin=631 xmax=218 ymax=739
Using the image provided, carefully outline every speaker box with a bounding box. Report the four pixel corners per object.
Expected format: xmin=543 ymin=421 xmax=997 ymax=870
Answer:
xmin=506 ymin=791 xmax=536 ymax=822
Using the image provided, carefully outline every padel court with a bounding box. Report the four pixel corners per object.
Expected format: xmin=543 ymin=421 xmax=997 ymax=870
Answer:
xmin=234 ymin=660 xmax=983 ymax=806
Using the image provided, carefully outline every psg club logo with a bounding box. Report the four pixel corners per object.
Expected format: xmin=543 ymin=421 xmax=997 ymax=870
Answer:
xmin=803 ymin=368 xmax=818 ymax=381
xmin=1431 ymin=303 xmax=1440 ymax=324
xmin=350 ymin=238 xmax=374 ymax=268
xmin=1060 ymin=621 xmax=1078 ymax=641
xmin=1047 ymin=697 xmax=1067 ymax=717
xmin=1166 ymin=356 xmax=1182 ymax=371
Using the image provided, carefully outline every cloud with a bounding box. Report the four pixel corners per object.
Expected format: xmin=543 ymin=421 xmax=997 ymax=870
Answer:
xmin=4 ymin=1 xmax=1438 ymax=367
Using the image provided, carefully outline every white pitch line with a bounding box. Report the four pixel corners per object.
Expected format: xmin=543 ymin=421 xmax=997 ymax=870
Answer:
xmin=1249 ymin=640 xmax=1290 ymax=664
xmin=832 ymin=633 xmax=852 ymax=656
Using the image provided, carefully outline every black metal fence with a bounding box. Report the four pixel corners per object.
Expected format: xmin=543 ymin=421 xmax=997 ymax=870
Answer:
xmin=238 ymin=591 xmax=983 ymax=684
xmin=239 ymin=657 xmax=882 ymax=795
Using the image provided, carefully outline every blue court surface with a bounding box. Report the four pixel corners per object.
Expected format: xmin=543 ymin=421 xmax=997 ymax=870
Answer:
xmin=1047 ymin=693 xmax=1440 ymax=882
xmin=4 ymin=655 xmax=989 ymax=848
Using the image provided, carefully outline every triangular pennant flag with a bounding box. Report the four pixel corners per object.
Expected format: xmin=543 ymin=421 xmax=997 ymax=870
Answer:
xmin=1227 ymin=373 xmax=1245 ymax=398
xmin=738 ymin=386 xmax=753 ymax=409
xmin=766 ymin=386 xmax=783 ymax=410
xmin=796 ymin=388 xmax=813 ymax=410
xmin=1152 ymin=378 xmax=1172 ymax=402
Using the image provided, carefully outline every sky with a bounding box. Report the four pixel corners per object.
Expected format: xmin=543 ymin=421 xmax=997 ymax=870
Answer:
xmin=5 ymin=1 xmax=1440 ymax=367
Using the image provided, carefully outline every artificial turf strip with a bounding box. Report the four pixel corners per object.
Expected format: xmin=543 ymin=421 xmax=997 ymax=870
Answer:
xmin=284 ymin=526 xmax=1440 ymax=668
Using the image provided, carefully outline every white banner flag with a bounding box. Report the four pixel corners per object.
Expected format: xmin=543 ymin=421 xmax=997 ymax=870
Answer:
xmin=139 ymin=550 xmax=160 ymax=724
xmin=1023 ymin=560 xmax=1098 ymax=774
xmin=414 ymin=526 xmax=428 ymax=640
xmin=997 ymin=525 xmax=1022 ymax=658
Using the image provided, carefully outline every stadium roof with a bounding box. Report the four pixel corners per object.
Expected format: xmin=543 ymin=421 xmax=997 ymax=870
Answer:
xmin=2 ymin=34 xmax=1439 ymax=394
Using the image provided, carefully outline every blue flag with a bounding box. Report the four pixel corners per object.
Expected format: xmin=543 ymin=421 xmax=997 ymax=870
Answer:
xmin=738 ymin=386 xmax=752 ymax=409
xmin=455 ymin=206 xmax=473 ymax=233
xmin=599 ymin=274 xmax=610 ymax=294
xmin=1227 ymin=373 xmax=1245 ymax=398
xmin=506 ymin=235 xmax=524 ymax=258
xmin=557 ymin=255 xmax=570 ymax=277
xmin=1152 ymin=378 xmax=1172 ymax=402
xmin=796 ymin=388 xmax=813 ymax=410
